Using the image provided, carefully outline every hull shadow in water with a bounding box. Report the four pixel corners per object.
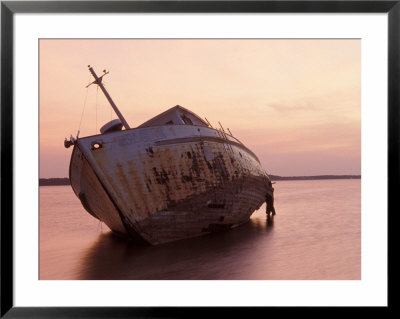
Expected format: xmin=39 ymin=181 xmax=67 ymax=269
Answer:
xmin=78 ymin=216 xmax=274 ymax=280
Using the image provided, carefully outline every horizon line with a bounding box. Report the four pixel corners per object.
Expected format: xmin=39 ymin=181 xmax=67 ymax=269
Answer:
xmin=39 ymin=174 xmax=362 ymax=179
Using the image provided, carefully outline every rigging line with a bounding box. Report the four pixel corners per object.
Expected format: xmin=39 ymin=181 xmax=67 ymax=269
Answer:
xmin=96 ymin=85 xmax=99 ymax=133
xmin=103 ymin=80 xmax=112 ymax=121
xmin=77 ymin=73 xmax=92 ymax=135
xmin=78 ymin=87 xmax=89 ymax=133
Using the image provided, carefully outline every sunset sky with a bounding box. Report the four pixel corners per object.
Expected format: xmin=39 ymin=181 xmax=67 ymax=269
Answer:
xmin=39 ymin=39 xmax=360 ymax=178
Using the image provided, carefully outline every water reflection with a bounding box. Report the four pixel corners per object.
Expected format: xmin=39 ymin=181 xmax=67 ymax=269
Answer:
xmin=78 ymin=216 xmax=274 ymax=280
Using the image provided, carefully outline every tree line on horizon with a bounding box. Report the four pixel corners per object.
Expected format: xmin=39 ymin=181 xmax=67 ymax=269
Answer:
xmin=39 ymin=174 xmax=361 ymax=186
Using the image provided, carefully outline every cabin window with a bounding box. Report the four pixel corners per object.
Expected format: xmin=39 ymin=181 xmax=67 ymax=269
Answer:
xmin=165 ymin=120 xmax=174 ymax=125
xmin=181 ymin=114 xmax=193 ymax=125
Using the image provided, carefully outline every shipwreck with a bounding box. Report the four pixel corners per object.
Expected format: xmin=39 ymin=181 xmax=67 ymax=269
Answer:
xmin=64 ymin=66 xmax=275 ymax=245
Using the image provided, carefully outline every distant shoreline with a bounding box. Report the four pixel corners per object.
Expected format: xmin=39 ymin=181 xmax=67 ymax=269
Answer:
xmin=269 ymin=175 xmax=361 ymax=181
xmin=39 ymin=175 xmax=361 ymax=186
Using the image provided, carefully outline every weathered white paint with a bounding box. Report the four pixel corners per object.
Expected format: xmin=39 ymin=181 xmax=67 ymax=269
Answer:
xmin=69 ymin=121 xmax=273 ymax=244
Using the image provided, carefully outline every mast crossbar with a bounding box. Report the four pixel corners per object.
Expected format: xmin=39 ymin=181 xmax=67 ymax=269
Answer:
xmin=87 ymin=65 xmax=131 ymax=130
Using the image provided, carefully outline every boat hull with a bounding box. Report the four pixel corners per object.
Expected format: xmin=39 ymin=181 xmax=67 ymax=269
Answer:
xmin=69 ymin=125 xmax=272 ymax=244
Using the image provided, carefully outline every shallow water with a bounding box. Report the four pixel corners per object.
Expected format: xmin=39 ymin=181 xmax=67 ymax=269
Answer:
xmin=39 ymin=179 xmax=360 ymax=280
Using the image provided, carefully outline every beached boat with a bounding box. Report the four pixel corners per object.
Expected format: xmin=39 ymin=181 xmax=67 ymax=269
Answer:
xmin=65 ymin=66 xmax=275 ymax=244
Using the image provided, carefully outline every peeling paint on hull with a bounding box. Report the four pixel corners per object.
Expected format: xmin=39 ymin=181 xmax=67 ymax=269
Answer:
xmin=69 ymin=124 xmax=273 ymax=244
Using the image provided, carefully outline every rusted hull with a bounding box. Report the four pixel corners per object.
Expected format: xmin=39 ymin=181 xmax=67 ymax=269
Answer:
xmin=69 ymin=125 xmax=272 ymax=244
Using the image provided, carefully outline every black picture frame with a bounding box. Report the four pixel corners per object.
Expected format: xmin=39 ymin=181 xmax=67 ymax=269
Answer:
xmin=1 ymin=1 xmax=395 ymax=317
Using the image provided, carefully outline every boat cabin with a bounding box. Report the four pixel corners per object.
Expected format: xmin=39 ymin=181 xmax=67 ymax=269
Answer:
xmin=138 ymin=105 xmax=209 ymax=128
xmin=100 ymin=105 xmax=210 ymax=134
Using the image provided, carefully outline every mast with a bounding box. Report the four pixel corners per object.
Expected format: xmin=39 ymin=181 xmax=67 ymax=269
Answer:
xmin=87 ymin=65 xmax=131 ymax=130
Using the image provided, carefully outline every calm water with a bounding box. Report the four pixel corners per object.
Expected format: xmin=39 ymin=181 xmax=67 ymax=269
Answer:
xmin=39 ymin=179 xmax=361 ymax=280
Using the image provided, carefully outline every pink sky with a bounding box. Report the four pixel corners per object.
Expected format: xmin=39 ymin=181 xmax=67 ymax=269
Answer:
xmin=39 ymin=39 xmax=360 ymax=178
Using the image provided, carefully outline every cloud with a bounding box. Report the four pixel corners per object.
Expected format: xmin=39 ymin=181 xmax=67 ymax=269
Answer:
xmin=266 ymin=101 xmax=319 ymax=113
